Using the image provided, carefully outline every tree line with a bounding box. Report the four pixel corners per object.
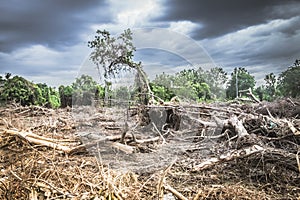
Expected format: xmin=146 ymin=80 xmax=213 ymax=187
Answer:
xmin=0 ymin=60 xmax=299 ymax=108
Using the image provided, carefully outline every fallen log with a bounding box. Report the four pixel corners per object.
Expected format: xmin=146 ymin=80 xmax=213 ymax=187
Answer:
xmin=192 ymin=144 xmax=298 ymax=172
xmin=192 ymin=145 xmax=264 ymax=171
xmin=1 ymin=129 xmax=158 ymax=155
xmin=2 ymin=129 xmax=79 ymax=153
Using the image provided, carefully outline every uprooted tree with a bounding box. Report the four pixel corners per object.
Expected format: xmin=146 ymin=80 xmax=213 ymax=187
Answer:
xmin=88 ymin=29 xmax=153 ymax=105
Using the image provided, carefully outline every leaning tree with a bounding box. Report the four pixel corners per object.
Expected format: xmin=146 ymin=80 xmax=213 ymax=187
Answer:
xmin=88 ymin=29 xmax=153 ymax=104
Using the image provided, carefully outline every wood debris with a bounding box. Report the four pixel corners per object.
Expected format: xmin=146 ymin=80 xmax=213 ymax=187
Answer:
xmin=0 ymin=98 xmax=299 ymax=199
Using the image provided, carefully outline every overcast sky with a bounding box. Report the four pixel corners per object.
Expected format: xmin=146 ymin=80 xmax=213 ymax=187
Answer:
xmin=0 ymin=0 xmax=299 ymax=87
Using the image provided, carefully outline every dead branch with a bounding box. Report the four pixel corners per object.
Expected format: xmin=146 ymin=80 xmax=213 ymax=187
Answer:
xmin=135 ymin=136 xmax=160 ymax=144
xmin=111 ymin=142 xmax=135 ymax=154
xmin=152 ymin=122 xmax=166 ymax=144
xmin=284 ymin=119 xmax=300 ymax=135
xmin=164 ymin=184 xmax=188 ymax=200
xmin=296 ymin=152 xmax=300 ymax=173
xmin=157 ymin=159 xmax=177 ymax=200
xmin=3 ymin=129 xmax=78 ymax=153
xmin=193 ymin=145 xmax=264 ymax=171
xmin=239 ymin=88 xmax=260 ymax=103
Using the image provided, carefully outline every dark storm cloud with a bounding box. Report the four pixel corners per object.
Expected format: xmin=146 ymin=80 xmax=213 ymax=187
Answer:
xmin=158 ymin=0 xmax=300 ymax=39
xmin=0 ymin=0 xmax=110 ymax=52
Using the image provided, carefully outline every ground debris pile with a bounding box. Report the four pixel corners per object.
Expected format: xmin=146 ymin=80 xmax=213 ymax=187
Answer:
xmin=0 ymin=99 xmax=300 ymax=199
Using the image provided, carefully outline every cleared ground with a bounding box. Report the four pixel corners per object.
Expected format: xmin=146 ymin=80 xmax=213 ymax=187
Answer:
xmin=0 ymin=99 xmax=299 ymax=199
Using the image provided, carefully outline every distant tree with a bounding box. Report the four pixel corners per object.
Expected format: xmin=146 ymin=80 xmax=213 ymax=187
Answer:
xmin=88 ymin=29 xmax=152 ymax=104
xmin=205 ymin=67 xmax=228 ymax=99
xmin=278 ymin=60 xmax=300 ymax=98
xmin=151 ymin=67 xmax=213 ymax=102
xmin=0 ymin=74 xmax=60 ymax=108
xmin=34 ymin=83 xmax=48 ymax=106
xmin=48 ymin=87 xmax=60 ymax=108
xmin=72 ymin=75 xmax=98 ymax=91
xmin=0 ymin=75 xmax=36 ymax=106
xmin=193 ymin=82 xmax=211 ymax=101
xmin=150 ymin=82 xmax=175 ymax=101
xmin=171 ymin=68 xmax=210 ymax=101
xmin=32 ymin=83 xmax=60 ymax=108
xmin=262 ymin=73 xmax=280 ymax=101
xmin=72 ymin=75 xmax=104 ymax=106
xmin=153 ymin=72 xmax=174 ymax=89
xmin=58 ymin=75 xmax=105 ymax=108
xmin=59 ymin=85 xmax=73 ymax=108
xmin=152 ymin=72 xmax=177 ymax=101
xmin=175 ymin=69 xmax=205 ymax=85
xmin=226 ymin=67 xmax=256 ymax=99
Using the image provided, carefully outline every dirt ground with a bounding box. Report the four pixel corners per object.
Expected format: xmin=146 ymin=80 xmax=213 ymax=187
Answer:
xmin=0 ymin=99 xmax=300 ymax=199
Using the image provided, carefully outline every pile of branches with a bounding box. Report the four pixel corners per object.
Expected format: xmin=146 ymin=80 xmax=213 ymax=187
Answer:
xmin=0 ymin=105 xmax=143 ymax=199
xmin=150 ymin=98 xmax=300 ymax=199
xmin=0 ymin=99 xmax=299 ymax=199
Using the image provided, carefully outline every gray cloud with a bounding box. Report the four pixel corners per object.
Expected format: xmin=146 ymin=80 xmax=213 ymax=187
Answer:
xmin=0 ymin=0 xmax=110 ymax=52
xmin=0 ymin=0 xmax=299 ymax=88
xmin=157 ymin=0 xmax=300 ymax=39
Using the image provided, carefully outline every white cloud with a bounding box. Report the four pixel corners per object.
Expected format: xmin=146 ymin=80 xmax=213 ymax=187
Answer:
xmin=12 ymin=45 xmax=61 ymax=66
xmin=88 ymin=0 xmax=165 ymax=36
xmin=169 ymin=20 xmax=200 ymax=35
xmin=108 ymin=0 xmax=163 ymax=27
xmin=0 ymin=43 xmax=92 ymax=86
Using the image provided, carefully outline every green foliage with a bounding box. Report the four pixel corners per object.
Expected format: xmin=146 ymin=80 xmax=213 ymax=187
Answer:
xmin=254 ymin=86 xmax=265 ymax=102
xmin=194 ymin=82 xmax=211 ymax=101
xmin=0 ymin=75 xmax=36 ymax=106
xmin=48 ymin=88 xmax=60 ymax=108
xmin=226 ymin=67 xmax=256 ymax=99
xmin=257 ymin=73 xmax=281 ymax=101
xmin=59 ymin=85 xmax=73 ymax=108
xmin=34 ymin=84 xmax=47 ymax=105
xmin=88 ymin=29 xmax=152 ymax=105
xmin=150 ymin=83 xmax=175 ymax=101
xmin=58 ymin=75 xmax=105 ymax=108
xmin=151 ymin=67 xmax=212 ymax=102
xmin=278 ymin=60 xmax=300 ymax=98
xmin=153 ymin=72 xmax=173 ymax=88
xmin=174 ymin=68 xmax=212 ymax=101
xmin=0 ymin=75 xmax=60 ymax=107
xmin=2 ymin=59 xmax=298 ymax=108
xmin=88 ymin=29 xmax=137 ymax=78
xmin=264 ymin=73 xmax=277 ymax=97
xmin=255 ymin=60 xmax=300 ymax=101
